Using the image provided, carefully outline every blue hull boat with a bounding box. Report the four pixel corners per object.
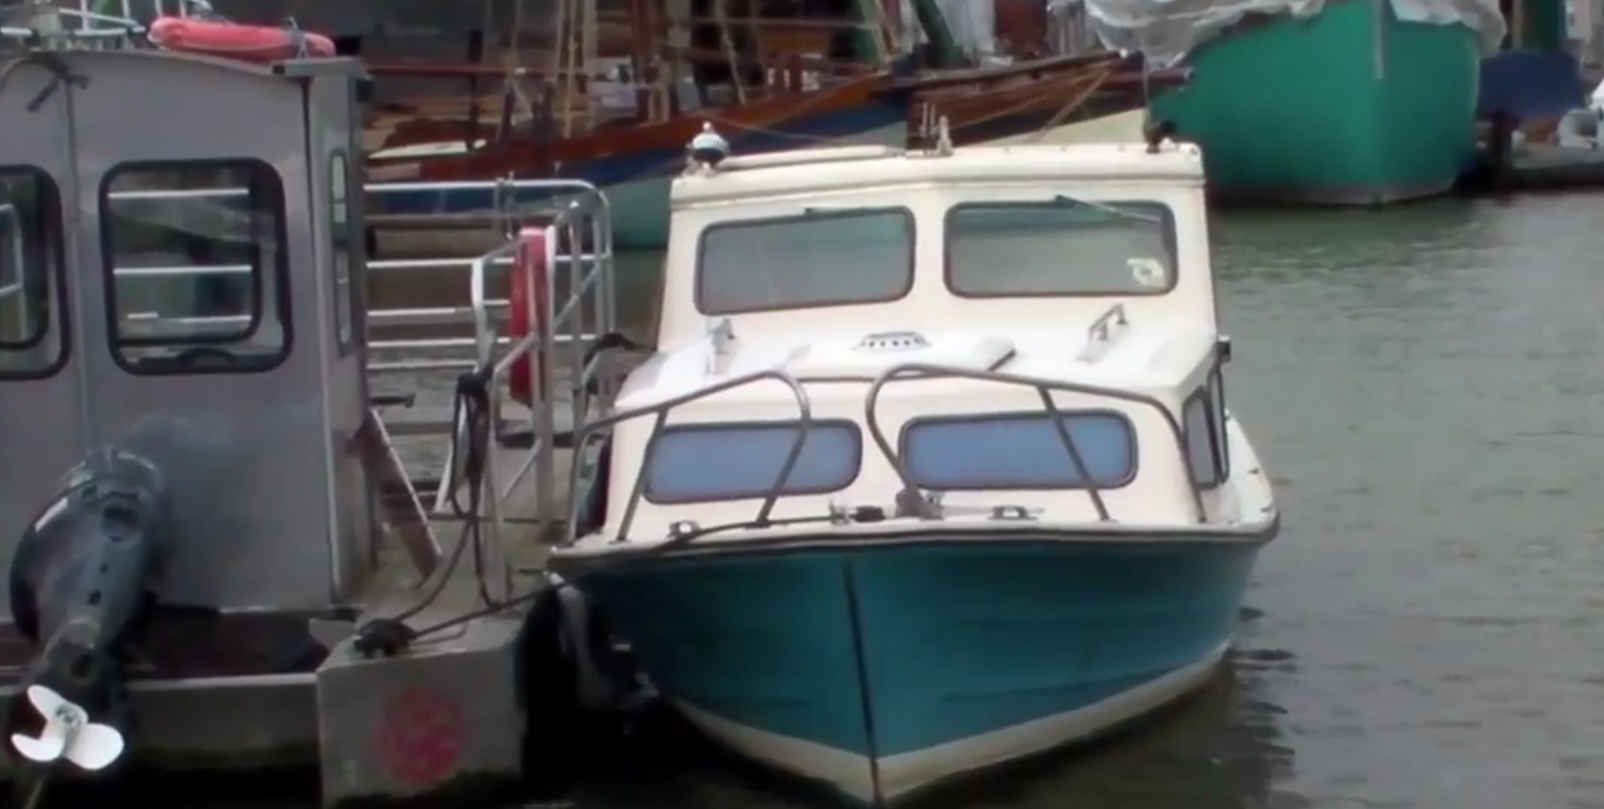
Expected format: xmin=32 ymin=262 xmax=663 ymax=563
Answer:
xmin=566 ymin=534 xmax=1269 ymax=803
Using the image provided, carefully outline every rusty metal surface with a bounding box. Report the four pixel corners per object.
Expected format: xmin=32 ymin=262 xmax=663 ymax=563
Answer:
xmin=0 ymin=611 xmax=327 ymax=688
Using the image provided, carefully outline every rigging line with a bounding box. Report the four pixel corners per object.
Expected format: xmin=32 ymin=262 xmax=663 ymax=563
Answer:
xmin=1028 ymin=64 xmax=1115 ymax=142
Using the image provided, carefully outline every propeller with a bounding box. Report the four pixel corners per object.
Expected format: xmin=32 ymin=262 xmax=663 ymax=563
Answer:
xmin=8 ymin=685 xmax=126 ymax=771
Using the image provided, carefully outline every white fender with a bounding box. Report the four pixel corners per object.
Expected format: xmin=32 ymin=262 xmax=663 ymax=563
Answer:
xmin=548 ymin=573 xmax=621 ymax=711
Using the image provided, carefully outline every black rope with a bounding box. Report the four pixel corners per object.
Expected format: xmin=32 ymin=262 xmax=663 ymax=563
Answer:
xmin=352 ymin=368 xmax=510 ymax=657
xmin=354 ymin=332 xmax=644 ymax=657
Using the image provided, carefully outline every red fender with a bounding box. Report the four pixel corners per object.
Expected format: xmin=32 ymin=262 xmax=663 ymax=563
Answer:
xmin=148 ymin=16 xmax=336 ymax=63
xmin=507 ymin=228 xmax=550 ymax=408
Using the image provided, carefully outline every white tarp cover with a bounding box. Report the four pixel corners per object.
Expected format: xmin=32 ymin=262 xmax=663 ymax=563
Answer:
xmin=900 ymin=0 xmax=999 ymax=56
xmin=1060 ymin=0 xmax=1508 ymax=66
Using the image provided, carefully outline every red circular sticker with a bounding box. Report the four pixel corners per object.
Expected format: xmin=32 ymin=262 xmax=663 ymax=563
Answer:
xmin=376 ymin=687 xmax=467 ymax=787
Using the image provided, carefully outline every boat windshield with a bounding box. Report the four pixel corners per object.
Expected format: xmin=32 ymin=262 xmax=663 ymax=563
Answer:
xmin=945 ymin=197 xmax=1176 ymax=296
xmin=696 ymin=207 xmax=914 ymax=315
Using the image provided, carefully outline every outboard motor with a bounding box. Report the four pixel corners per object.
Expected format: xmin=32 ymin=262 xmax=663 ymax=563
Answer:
xmin=4 ymin=447 xmax=170 ymax=773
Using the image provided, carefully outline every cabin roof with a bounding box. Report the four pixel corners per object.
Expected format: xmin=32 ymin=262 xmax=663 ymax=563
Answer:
xmin=0 ymin=43 xmax=365 ymax=82
xmin=671 ymin=141 xmax=1205 ymax=208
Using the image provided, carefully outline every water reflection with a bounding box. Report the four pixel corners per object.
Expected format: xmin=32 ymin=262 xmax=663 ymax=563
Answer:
xmin=921 ymin=656 xmax=1292 ymax=809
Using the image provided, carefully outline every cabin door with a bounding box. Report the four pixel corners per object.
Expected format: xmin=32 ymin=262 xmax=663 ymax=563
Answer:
xmin=0 ymin=65 xmax=87 ymax=618
xmin=63 ymin=55 xmax=336 ymax=610
xmin=304 ymin=71 xmax=379 ymax=598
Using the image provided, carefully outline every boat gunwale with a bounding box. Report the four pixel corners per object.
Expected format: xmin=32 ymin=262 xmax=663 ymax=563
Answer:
xmin=548 ymin=518 xmax=1282 ymax=571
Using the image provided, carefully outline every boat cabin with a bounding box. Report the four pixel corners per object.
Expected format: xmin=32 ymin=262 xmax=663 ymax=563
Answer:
xmin=0 ymin=47 xmax=380 ymax=612
xmin=0 ymin=41 xmax=616 ymax=601
xmin=575 ymin=134 xmax=1243 ymax=547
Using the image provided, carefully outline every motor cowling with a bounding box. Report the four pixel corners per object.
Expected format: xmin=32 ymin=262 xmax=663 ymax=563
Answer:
xmin=4 ymin=446 xmax=171 ymax=773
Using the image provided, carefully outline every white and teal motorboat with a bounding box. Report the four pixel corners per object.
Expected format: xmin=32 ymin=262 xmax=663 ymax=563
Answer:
xmin=548 ymin=126 xmax=1281 ymax=805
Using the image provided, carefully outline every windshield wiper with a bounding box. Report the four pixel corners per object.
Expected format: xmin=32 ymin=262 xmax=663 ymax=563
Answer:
xmin=1052 ymin=194 xmax=1164 ymax=225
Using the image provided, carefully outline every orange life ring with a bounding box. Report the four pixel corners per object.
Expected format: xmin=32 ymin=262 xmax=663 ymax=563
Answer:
xmin=507 ymin=228 xmax=550 ymax=408
xmin=148 ymin=16 xmax=336 ymax=63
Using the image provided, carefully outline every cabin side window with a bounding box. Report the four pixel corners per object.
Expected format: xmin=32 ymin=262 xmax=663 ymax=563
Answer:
xmin=330 ymin=151 xmax=358 ymax=354
xmin=900 ymin=411 xmax=1137 ymax=490
xmin=945 ymin=199 xmax=1177 ymax=297
xmin=643 ymin=420 xmax=863 ymax=504
xmin=102 ymin=160 xmax=291 ymax=375
xmin=695 ymin=208 xmax=915 ymax=315
xmin=1183 ymin=370 xmax=1229 ymax=488
xmin=0 ymin=167 xmax=66 ymax=379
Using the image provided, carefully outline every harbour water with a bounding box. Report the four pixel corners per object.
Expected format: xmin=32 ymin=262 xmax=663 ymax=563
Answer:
xmin=96 ymin=192 xmax=1604 ymax=809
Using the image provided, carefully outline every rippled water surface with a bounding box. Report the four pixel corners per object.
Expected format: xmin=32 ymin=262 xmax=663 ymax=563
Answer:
xmin=68 ymin=194 xmax=1604 ymax=809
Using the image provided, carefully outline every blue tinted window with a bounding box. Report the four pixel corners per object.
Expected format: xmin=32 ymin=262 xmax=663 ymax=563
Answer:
xmin=901 ymin=412 xmax=1136 ymax=490
xmin=644 ymin=420 xmax=862 ymax=504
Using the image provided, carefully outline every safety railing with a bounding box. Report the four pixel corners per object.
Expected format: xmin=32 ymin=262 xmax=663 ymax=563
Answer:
xmin=362 ymin=179 xmax=534 ymax=385
xmin=460 ymin=186 xmax=615 ymax=573
xmin=0 ymin=202 xmax=28 ymax=341
xmin=0 ymin=0 xmax=206 ymax=46
xmin=100 ymin=178 xmax=619 ymax=579
xmin=862 ymin=362 xmax=1209 ymax=524
xmin=561 ymin=368 xmax=814 ymax=545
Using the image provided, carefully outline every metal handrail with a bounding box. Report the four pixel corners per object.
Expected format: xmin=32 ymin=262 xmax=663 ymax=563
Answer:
xmin=861 ymin=362 xmax=1209 ymax=524
xmin=1087 ymin=302 xmax=1127 ymax=343
xmin=103 ymin=180 xmax=614 ymax=373
xmin=561 ymin=368 xmax=814 ymax=545
xmin=99 ymin=178 xmax=615 ymax=375
xmin=0 ymin=0 xmax=195 ymax=44
xmin=0 ymin=0 xmax=214 ymax=49
xmin=54 ymin=174 xmax=622 ymax=571
xmin=465 ymin=179 xmax=615 ymax=530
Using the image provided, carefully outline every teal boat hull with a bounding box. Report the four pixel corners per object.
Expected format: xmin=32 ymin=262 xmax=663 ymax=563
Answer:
xmin=563 ymin=534 xmax=1267 ymax=804
xmin=1151 ymin=0 xmax=1482 ymax=204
